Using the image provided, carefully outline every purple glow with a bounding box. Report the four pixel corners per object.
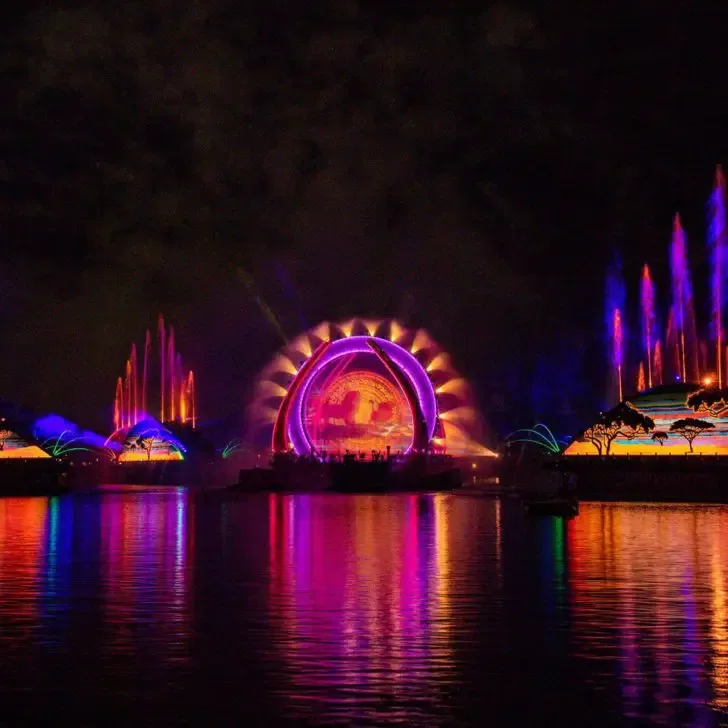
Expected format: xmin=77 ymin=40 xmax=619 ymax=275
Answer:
xmin=286 ymin=336 xmax=438 ymax=456
xmin=605 ymin=257 xmax=626 ymax=403
xmin=710 ymin=167 xmax=727 ymax=386
xmin=640 ymin=265 xmax=656 ymax=388
xmin=670 ymin=215 xmax=697 ymax=381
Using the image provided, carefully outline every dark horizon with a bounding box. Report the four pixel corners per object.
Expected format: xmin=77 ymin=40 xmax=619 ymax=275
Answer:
xmin=2 ymin=2 xmax=727 ymax=437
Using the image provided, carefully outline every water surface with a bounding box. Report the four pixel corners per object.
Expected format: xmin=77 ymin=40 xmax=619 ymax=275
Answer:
xmin=1 ymin=490 xmax=727 ymax=726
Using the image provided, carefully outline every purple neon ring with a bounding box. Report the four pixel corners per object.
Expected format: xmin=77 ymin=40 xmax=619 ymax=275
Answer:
xmin=286 ymin=336 xmax=437 ymax=455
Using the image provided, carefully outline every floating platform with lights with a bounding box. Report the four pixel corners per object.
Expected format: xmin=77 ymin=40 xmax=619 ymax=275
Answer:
xmin=234 ymin=452 xmax=462 ymax=493
xmin=238 ymin=318 xmax=496 ymax=491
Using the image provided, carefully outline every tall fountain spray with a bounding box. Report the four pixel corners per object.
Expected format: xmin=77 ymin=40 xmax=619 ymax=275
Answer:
xmin=637 ymin=361 xmax=646 ymax=392
xmin=641 ymin=264 xmax=656 ymax=388
xmin=605 ymin=257 xmax=625 ymax=403
xmin=158 ymin=315 xmax=166 ymax=422
xmin=176 ymin=353 xmax=185 ymax=422
xmin=710 ymin=166 xmax=727 ymax=387
xmin=114 ymin=377 xmax=123 ymax=431
xmin=654 ymin=340 xmax=663 ymax=385
xmin=187 ymin=371 xmax=196 ymax=429
xmin=114 ymin=317 xmax=198 ymax=431
xmin=124 ymin=359 xmax=132 ymax=427
xmin=670 ymin=214 xmax=697 ymax=382
xmin=613 ymin=308 xmax=624 ymax=402
xmin=130 ymin=343 xmax=138 ymax=425
xmin=142 ymin=329 xmax=151 ymax=418
xmin=167 ymin=327 xmax=176 ymax=422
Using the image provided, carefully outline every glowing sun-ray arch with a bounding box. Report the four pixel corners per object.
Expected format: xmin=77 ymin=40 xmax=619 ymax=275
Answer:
xmin=246 ymin=318 xmax=494 ymax=457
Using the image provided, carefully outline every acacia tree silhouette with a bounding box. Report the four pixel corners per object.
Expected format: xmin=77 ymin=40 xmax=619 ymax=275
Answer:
xmin=669 ymin=419 xmax=714 ymax=453
xmin=580 ymin=401 xmax=655 ymax=454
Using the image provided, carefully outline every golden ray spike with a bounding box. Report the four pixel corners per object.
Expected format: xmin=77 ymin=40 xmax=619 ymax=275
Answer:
xmin=291 ymin=334 xmax=312 ymax=358
xmin=311 ymin=321 xmax=330 ymax=342
xmin=436 ymin=378 xmax=470 ymax=397
xmin=339 ymin=319 xmax=356 ymax=337
xmin=362 ymin=319 xmax=380 ymax=337
xmin=410 ymin=330 xmax=433 ymax=355
xmin=426 ymin=353 xmax=451 ymax=373
xmin=389 ymin=320 xmax=406 ymax=343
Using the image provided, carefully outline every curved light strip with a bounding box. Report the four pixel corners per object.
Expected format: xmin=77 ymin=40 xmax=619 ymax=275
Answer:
xmin=286 ymin=336 xmax=438 ymax=455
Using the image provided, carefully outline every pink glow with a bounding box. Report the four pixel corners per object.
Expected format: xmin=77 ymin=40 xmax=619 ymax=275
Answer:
xmin=142 ymin=329 xmax=151 ymax=418
xmin=641 ymin=264 xmax=656 ymax=388
xmin=168 ymin=327 xmax=176 ymax=422
xmin=711 ymin=167 xmax=727 ymax=387
xmin=613 ymin=308 xmax=624 ymax=402
xmin=654 ymin=340 xmax=663 ymax=385
xmin=158 ymin=315 xmax=166 ymax=422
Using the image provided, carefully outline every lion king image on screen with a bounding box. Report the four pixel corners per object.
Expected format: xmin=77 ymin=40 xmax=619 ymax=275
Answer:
xmin=304 ymin=366 xmax=413 ymax=454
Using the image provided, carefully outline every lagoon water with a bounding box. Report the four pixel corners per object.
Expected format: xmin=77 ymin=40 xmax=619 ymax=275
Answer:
xmin=1 ymin=488 xmax=727 ymax=726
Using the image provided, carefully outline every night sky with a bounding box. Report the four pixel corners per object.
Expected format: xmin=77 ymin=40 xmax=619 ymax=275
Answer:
xmin=1 ymin=2 xmax=727 ymax=438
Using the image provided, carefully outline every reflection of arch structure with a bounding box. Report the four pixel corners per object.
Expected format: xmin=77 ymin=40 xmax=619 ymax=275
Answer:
xmin=272 ymin=336 xmax=436 ymax=455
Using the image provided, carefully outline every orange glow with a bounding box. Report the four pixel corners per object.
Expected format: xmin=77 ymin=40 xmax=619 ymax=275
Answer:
xmin=637 ymin=361 xmax=646 ymax=392
xmin=362 ymin=319 xmax=380 ymax=336
xmin=436 ymin=378 xmax=471 ymax=397
xmin=257 ymin=380 xmax=288 ymax=399
xmin=0 ymin=445 xmax=51 ymax=459
xmin=410 ymin=330 xmax=432 ymax=355
xmin=305 ymin=369 xmax=412 ymax=453
xmin=114 ymin=377 xmax=123 ymax=431
xmin=439 ymin=406 xmax=478 ymax=425
xmin=0 ymin=429 xmax=50 ymax=458
xmin=311 ymin=321 xmax=330 ymax=342
xmin=339 ymin=319 xmax=356 ymax=337
xmin=704 ymin=375 xmax=715 ymax=386
xmin=389 ymin=320 xmax=405 ymax=343
xmin=0 ymin=498 xmax=47 ymax=639
xmin=187 ymin=370 xmax=196 ymax=429
xmin=654 ymin=340 xmax=664 ymax=385
xmin=291 ymin=334 xmax=312 ymax=358
xmin=568 ymin=503 xmax=728 ymax=716
xmin=440 ymin=420 xmax=496 ymax=457
xmin=118 ymin=449 xmax=183 ymax=462
xmin=271 ymin=355 xmax=298 ymax=377
xmin=426 ymin=352 xmax=451 ymax=373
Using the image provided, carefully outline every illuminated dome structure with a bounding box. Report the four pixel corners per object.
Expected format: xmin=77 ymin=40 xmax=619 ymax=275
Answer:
xmin=0 ymin=427 xmax=50 ymax=459
xmin=248 ymin=319 xmax=494 ymax=458
xmin=565 ymin=383 xmax=728 ymax=456
xmin=117 ymin=419 xmax=185 ymax=462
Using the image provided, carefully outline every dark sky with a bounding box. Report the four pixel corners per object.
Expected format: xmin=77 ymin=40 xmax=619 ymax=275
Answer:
xmin=1 ymin=1 xmax=727 ymax=436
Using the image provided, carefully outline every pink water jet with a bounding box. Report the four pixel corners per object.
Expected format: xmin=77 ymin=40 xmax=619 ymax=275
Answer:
xmin=158 ymin=315 xmax=166 ymax=422
xmin=637 ymin=361 xmax=646 ymax=392
xmin=653 ymin=340 xmax=663 ymax=385
xmin=114 ymin=316 xmax=197 ymax=430
xmin=141 ymin=330 xmax=151 ymax=418
xmin=710 ymin=166 xmax=727 ymax=387
xmin=613 ymin=308 xmax=624 ymax=402
xmin=167 ymin=327 xmax=176 ymax=422
xmin=640 ymin=264 xmax=656 ymax=388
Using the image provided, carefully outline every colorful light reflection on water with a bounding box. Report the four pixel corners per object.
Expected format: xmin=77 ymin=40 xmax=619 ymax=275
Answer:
xmin=1 ymin=495 xmax=728 ymax=724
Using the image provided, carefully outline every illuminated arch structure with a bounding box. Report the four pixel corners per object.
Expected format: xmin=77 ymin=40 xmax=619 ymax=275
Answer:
xmin=248 ymin=319 xmax=495 ymax=458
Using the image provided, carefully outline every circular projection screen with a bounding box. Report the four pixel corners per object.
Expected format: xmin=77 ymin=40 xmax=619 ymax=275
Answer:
xmin=304 ymin=365 xmax=413 ymax=454
xmin=277 ymin=336 xmax=438 ymax=456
